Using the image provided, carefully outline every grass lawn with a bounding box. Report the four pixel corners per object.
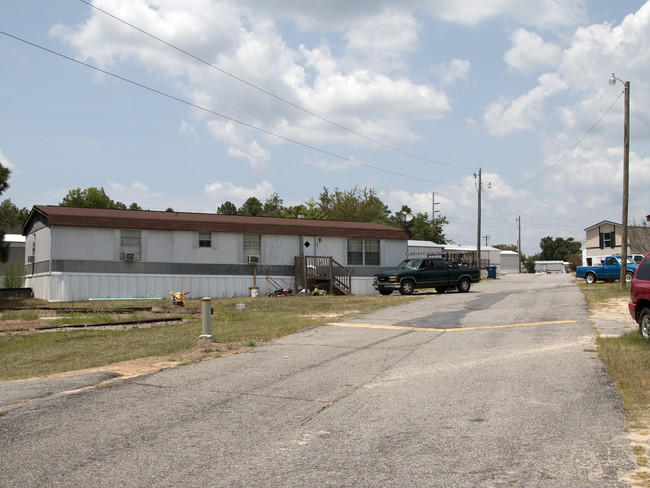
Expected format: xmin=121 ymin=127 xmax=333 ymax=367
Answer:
xmin=0 ymin=294 xmax=422 ymax=381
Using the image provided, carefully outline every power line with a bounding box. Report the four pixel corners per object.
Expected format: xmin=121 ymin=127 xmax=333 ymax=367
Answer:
xmin=491 ymin=91 xmax=624 ymax=192
xmin=0 ymin=29 xmax=470 ymax=187
xmin=79 ymin=0 xmax=475 ymax=171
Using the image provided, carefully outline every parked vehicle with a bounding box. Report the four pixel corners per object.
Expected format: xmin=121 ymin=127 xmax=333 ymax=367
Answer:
xmin=628 ymin=252 xmax=650 ymax=339
xmin=631 ymin=254 xmax=645 ymax=264
xmin=373 ymin=257 xmax=480 ymax=295
xmin=576 ymin=255 xmax=638 ymax=284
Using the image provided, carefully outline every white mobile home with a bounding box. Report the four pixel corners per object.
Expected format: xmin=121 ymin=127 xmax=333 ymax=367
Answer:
xmin=22 ymin=206 xmax=409 ymax=301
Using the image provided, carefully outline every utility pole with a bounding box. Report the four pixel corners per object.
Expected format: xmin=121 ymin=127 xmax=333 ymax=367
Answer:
xmin=476 ymin=168 xmax=482 ymax=270
xmin=484 ymin=234 xmax=490 ymax=246
xmin=609 ymin=74 xmax=630 ymax=290
xmin=432 ymin=192 xmax=440 ymax=220
xmin=621 ymin=80 xmax=630 ymax=289
xmin=517 ymin=216 xmax=522 ymax=274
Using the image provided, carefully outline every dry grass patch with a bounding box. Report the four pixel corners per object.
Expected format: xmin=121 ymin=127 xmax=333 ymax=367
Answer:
xmin=0 ymin=294 xmax=421 ymax=381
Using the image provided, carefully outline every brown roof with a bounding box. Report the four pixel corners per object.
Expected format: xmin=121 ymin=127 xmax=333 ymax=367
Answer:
xmin=25 ymin=205 xmax=409 ymax=240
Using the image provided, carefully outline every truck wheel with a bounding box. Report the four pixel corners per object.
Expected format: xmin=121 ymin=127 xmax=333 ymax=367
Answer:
xmin=399 ymin=280 xmax=415 ymax=295
xmin=585 ymin=273 xmax=597 ymax=284
xmin=457 ymin=278 xmax=471 ymax=293
xmin=435 ymin=287 xmax=448 ymax=294
xmin=378 ymin=287 xmax=393 ymax=295
xmin=640 ymin=308 xmax=650 ymax=340
xmin=626 ymin=272 xmax=634 ymax=283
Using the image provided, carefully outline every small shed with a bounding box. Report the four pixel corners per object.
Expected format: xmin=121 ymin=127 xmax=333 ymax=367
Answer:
xmin=534 ymin=260 xmax=567 ymax=274
xmin=499 ymin=251 xmax=520 ymax=274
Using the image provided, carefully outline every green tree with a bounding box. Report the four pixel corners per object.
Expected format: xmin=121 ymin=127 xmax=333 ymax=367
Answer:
xmin=524 ymin=254 xmax=540 ymax=273
xmin=389 ymin=205 xmax=448 ymax=243
xmin=238 ymin=197 xmax=263 ymax=216
xmin=129 ymin=203 xmax=143 ymax=211
xmin=60 ymin=187 xmax=121 ymax=209
xmin=539 ymin=236 xmax=581 ymax=261
xmin=407 ymin=213 xmax=448 ymax=243
xmin=0 ymin=199 xmax=30 ymax=234
xmin=317 ymin=187 xmax=390 ymax=223
xmin=263 ymin=193 xmax=284 ymax=217
xmin=0 ymin=163 xmax=11 ymax=262
xmin=282 ymin=200 xmax=323 ymax=219
xmin=217 ymin=201 xmax=238 ymax=215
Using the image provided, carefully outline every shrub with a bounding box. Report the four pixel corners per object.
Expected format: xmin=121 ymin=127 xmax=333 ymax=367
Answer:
xmin=1 ymin=263 xmax=24 ymax=288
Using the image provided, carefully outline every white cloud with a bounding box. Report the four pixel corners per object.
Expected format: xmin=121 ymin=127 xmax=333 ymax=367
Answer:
xmin=343 ymin=9 xmax=420 ymax=71
xmin=484 ymin=73 xmax=567 ymax=136
xmin=106 ymin=180 xmax=169 ymax=209
xmin=203 ymin=180 xmax=275 ymax=204
xmin=439 ymin=58 xmax=471 ymax=86
xmin=179 ymin=120 xmax=197 ymax=137
xmin=504 ymin=28 xmax=562 ymax=74
xmin=56 ymin=0 xmax=452 ymax=169
xmin=0 ymin=148 xmax=15 ymax=171
xmin=227 ymin=140 xmax=271 ymax=170
xmin=301 ymin=156 xmax=356 ymax=171
xmin=236 ymin=0 xmax=587 ymax=31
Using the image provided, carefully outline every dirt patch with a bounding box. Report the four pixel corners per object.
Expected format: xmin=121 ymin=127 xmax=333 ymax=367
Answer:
xmin=590 ymin=297 xmax=631 ymax=320
xmin=42 ymin=341 xmax=254 ymax=381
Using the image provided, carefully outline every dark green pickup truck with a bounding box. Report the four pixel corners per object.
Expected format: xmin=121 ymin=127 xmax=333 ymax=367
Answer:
xmin=373 ymin=257 xmax=481 ymax=295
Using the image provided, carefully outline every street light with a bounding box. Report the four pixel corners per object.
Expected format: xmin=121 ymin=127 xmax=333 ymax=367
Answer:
xmin=609 ymin=73 xmax=630 ymax=289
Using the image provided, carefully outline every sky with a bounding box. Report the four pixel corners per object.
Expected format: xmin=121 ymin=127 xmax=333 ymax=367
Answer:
xmin=1 ymin=0 xmax=650 ymax=256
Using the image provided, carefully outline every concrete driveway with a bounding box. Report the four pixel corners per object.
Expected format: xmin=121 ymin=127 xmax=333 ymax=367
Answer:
xmin=0 ymin=273 xmax=636 ymax=487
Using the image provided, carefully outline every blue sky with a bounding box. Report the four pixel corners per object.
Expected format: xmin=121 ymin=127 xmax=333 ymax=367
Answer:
xmin=1 ymin=0 xmax=649 ymax=256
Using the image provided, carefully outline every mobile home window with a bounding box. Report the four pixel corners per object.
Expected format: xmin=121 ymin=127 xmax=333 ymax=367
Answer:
xmin=243 ymin=234 xmax=261 ymax=262
xmin=364 ymin=239 xmax=380 ymax=265
xmin=347 ymin=238 xmax=379 ymax=265
xmin=347 ymin=238 xmax=363 ymax=265
xmin=120 ymin=229 xmax=141 ymax=260
xmin=199 ymin=232 xmax=212 ymax=248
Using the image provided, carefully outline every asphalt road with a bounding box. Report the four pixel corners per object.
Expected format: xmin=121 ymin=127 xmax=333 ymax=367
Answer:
xmin=0 ymin=274 xmax=636 ymax=487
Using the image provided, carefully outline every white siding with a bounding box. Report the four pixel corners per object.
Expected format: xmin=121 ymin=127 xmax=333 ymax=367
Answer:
xmin=50 ymin=227 xmax=113 ymax=260
xmin=264 ymin=235 xmax=300 ymax=264
xmin=29 ymin=227 xmax=51 ymax=263
xmin=382 ymin=239 xmax=408 ymax=266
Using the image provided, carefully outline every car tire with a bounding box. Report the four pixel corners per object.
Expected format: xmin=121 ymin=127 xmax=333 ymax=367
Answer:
xmin=640 ymin=308 xmax=650 ymax=340
xmin=585 ymin=273 xmax=597 ymax=284
xmin=378 ymin=287 xmax=393 ymax=295
xmin=435 ymin=287 xmax=448 ymax=294
xmin=457 ymin=278 xmax=470 ymax=293
xmin=399 ymin=280 xmax=415 ymax=295
xmin=626 ymin=272 xmax=634 ymax=283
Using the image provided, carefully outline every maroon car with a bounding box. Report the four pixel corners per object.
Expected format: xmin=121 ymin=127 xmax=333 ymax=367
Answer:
xmin=628 ymin=252 xmax=650 ymax=339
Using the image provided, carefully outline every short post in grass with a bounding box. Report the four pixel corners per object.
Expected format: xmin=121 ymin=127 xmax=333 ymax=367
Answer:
xmin=199 ymin=297 xmax=213 ymax=341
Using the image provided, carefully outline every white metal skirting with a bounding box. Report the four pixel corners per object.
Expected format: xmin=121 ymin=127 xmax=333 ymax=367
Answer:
xmin=26 ymin=272 xmax=379 ymax=301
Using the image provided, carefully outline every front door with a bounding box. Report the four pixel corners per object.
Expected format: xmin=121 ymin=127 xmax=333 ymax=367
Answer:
xmin=302 ymin=236 xmax=317 ymax=256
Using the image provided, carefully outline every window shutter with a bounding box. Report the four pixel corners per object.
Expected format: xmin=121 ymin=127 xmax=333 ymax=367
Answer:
xmin=611 ymin=227 xmax=616 ymax=248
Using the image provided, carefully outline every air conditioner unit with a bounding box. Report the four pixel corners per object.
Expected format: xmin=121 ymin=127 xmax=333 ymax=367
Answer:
xmin=124 ymin=252 xmax=136 ymax=261
xmin=27 ymin=255 xmax=35 ymax=263
xmin=247 ymin=255 xmax=260 ymax=264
